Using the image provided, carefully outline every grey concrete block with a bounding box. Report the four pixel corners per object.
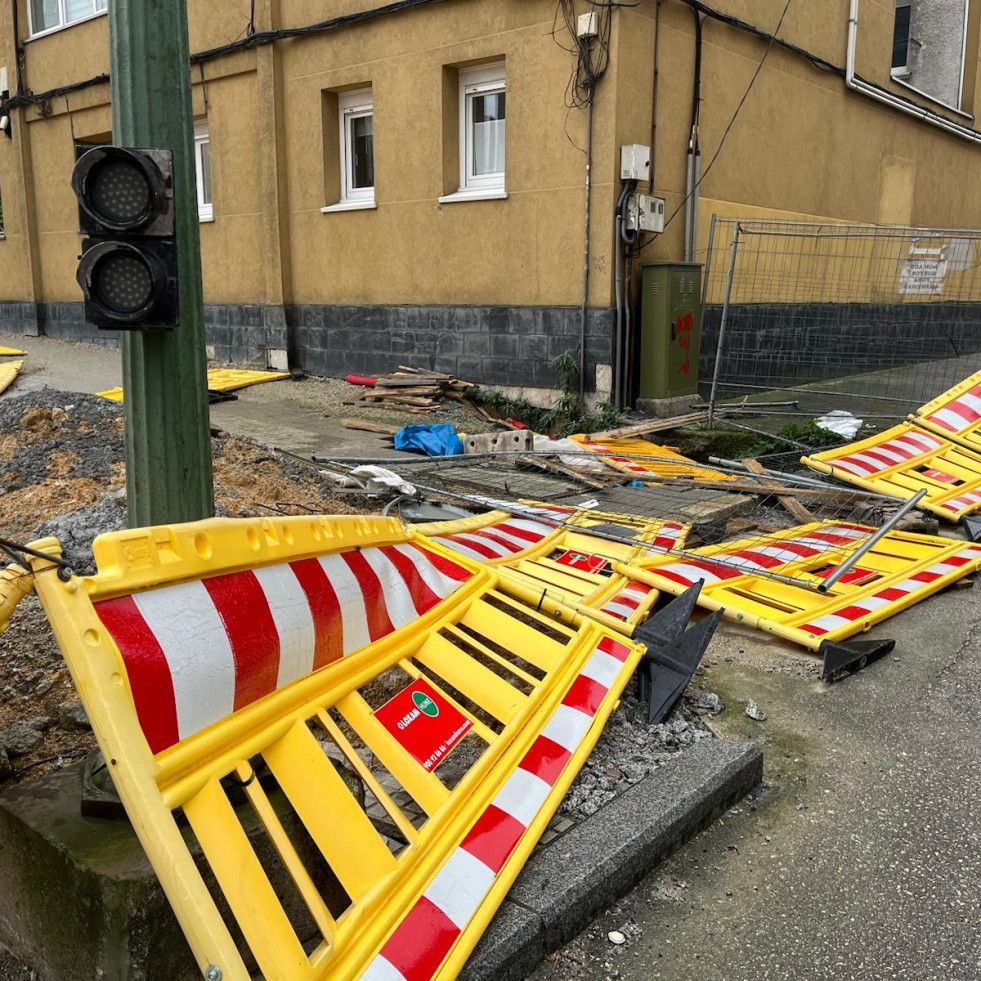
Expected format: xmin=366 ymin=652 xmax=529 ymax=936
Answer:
xmin=509 ymin=739 xmax=762 ymax=952
xmin=458 ymin=900 xmax=546 ymax=981
xmin=0 ymin=763 xmax=348 ymax=981
xmin=462 ymin=739 xmax=761 ymax=979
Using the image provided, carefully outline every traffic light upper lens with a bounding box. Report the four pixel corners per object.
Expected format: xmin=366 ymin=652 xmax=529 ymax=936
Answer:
xmin=92 ymin=250 xmax=154 ymax=314
xmin=89 ymin=159 xmax=153 ymax=226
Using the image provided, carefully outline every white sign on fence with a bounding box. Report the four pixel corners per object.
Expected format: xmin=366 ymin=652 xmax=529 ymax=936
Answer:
xmin=899 ymin=258 xmax=947 ymax=295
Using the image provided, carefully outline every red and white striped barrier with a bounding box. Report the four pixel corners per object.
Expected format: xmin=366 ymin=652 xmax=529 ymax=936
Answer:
xmin=644 ymin=521 xmax=688 ymax=554
xmin=800 ymin=546 xmax=981 ymax=636
xmin=598 ymin=581 xmax=656 ymax=621
xmin=360 ymin=636 xmax=632 ymax=981
xmin=938 ymin=488 xmax=981 ymax=514
xmin=94 ymin=543 xmax=473 ymax=754
xmin=827 ymin=430 xmax=943 ymax=477
xmin=921 ymin=382 xmax=981 ymax=436
xmin=430 ymin=518 xmax=555 ymax=562
xmin=646 ymin=524 xmax=872 ymax=588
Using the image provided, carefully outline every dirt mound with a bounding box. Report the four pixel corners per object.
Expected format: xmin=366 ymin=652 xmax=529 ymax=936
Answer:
xmin=0 ymin=389 xmax=362 ymax=787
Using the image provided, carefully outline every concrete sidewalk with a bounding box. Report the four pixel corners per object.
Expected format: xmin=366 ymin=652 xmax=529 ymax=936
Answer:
xmin=0 ymin=330 xmax=428 ymax=460
xmin=527 ymin=583 xmax=981 ymax=981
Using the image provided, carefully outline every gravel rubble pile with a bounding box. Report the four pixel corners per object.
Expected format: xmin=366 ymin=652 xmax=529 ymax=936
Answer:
xmin=0 ymin=389 xmax=366 ymax=784
xmin=559 ymin=693 xmax=711 ymax=821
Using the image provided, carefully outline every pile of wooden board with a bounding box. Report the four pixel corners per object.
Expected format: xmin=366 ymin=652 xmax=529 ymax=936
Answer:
xmin=351 ymin=366 xmax=478 ymax=412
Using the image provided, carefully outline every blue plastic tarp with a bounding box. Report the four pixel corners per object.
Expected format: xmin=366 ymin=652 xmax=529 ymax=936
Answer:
xmin=394 ymin=424 xmax=464 ymax=457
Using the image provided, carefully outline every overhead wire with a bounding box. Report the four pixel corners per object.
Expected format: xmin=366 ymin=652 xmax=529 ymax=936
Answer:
xmin=636 ymin=0 xmax=793 ymax=253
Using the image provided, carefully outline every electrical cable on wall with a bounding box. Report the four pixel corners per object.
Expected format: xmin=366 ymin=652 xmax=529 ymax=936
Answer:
xmin=551 ymin=0 xmax=616 ymax=404
xmin=636 ymin=0 xmax=794 ymax=254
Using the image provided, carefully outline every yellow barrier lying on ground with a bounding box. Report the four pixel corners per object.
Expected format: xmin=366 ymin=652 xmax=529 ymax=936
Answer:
xmin=913 ymin=368 xmax=981 ymax=454
xmin=0 ymin=360 xmax=23 ymax=395
xmin=802 ymin=422 xmax=981 ymax=520
xmin=98 ymin=368 xmax=290 ymax=401
xmin=569 ymin=434 xmax=736 ymax=482
xmin=413 ymin=508 xmax=688 ymax=633
xmin=625 ymin=520 xmax=981 ymax=677
xmin=27 ymin=514 xmax=644 ymax=981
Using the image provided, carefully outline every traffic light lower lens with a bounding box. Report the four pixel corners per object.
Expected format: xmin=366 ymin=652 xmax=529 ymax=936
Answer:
xmin=92 ymin=250 xmax=154 ymax=314
xmin=89 ymin=159 xmax=153 ymax=226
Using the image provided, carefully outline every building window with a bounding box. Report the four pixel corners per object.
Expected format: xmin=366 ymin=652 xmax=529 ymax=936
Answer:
xmin=339 ymin=89 xmax=374 ymax=204
xmin=29 ymin=0 xmax=106 ymax=37
xmin=194 ymin=120 xmax=213 ymax=222
xmin=892 ymin=1 xmax=912 ymax=74
xmin=439 ymin=62 xmax=507 ymax=203
xmin=322 ymin=87 xmax=375 ymax=213
xmin=460 ymin=63 xmax=506 ymax=193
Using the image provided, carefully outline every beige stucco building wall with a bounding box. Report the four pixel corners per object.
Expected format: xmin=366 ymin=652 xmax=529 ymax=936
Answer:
xmin=0 ymin=0 xmax=979 ymax=389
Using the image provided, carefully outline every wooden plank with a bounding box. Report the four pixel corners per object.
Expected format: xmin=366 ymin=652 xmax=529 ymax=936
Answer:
xmin=742 ymin=458 xmax=817 ymax=523
xmin=342 ymin=418 xmax=399 ymax=435
xmin=589 ymin=410 xmax=708 ymax=440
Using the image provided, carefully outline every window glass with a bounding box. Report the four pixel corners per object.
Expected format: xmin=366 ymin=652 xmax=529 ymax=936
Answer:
xmin=65 ymin=0 xmax=94 ymax=23
xmin=199 ymin=139 xmax=212 ymax=206
xmin=350 ymin=114 xmax=374 ymax=190
xmin=893 ymin=3 xmax=912 ymax=69
xmin=471 ymin=91 xmax=505 ymax=177
xmin=32 ymin=0 xmax=61 ymax=32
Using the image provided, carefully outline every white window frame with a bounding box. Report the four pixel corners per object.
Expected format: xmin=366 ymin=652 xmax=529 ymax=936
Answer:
xmin=323 ymin=88 xmax=376 ymax=213
xmin=194 ymin=120 xmax=213 ymax=223
xmin=27 ymin=0 xmax=106 ymax=40
xmin=439 ymin=62 xmax=507 ymax=205
xmin=890 ymin=0 xmax=913 ymax=79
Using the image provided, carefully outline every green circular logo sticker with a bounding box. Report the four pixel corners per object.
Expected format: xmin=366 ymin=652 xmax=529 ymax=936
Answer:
xmin=413 ymin=690 xmax=439 ymax=717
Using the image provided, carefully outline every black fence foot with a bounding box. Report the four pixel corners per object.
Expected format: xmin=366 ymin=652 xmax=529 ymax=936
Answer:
xmin=633 ymin=583 xmax=723 ymax=725
xmin=819 ymin=638 xmax=895 ymax=682
xmin=960 ymin=515 xmax=981 ymax=543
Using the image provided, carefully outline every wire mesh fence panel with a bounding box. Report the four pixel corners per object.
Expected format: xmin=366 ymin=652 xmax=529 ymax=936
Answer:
xmin=701 ymin=218 xmax=981 ymax=434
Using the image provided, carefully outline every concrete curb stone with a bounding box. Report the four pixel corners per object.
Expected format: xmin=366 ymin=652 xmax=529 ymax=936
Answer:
xmin=460 ymin=738 xmax=763 ymax=981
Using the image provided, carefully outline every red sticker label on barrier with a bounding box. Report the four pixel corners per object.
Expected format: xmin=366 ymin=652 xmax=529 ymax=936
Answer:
xmin=374 ymin=678 xmax=473 ymax=771
xmin=554 ymin=549 xmax=610 ymax=574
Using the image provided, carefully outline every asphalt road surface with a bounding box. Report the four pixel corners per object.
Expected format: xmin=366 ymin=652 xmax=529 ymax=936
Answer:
xmin=527 ymin=578 xmax=981 ymax=981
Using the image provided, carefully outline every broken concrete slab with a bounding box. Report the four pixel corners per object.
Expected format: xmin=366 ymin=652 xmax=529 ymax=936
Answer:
xmin=460 ymin=737 xmax=762 ymax=981
xmin=554 ymin=483 xmax=756 ymax=527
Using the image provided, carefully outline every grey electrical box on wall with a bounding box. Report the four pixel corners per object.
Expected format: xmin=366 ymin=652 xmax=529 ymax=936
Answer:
xmin=620 ymin=144 xmax=650 ymax=182
xmin=625 ymin=194 xmax=665 ymax=233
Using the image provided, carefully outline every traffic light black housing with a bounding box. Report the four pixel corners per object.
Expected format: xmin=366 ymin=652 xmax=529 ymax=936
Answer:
xmin=72 ymin=145 xmax=179 ymax=329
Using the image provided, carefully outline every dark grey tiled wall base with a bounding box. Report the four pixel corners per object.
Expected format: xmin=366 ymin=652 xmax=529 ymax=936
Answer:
xmin=284 ymin=304 xmax=613 ymax=389
xmin=0 ymin=302 xmax=614 ymax=391
xmin=699 ymin=302 xmax=981 ymax=396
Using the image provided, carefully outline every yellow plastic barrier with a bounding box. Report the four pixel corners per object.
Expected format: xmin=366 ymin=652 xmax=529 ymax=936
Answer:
xmin=913 ymin=368 xmax=981 ymax=453
xmin=803 ymin=422 xmax=981 ymax=519
xmin=0 ymin=563 xmax=34 ymax=633
xmin=0 ymin=345 xmax=26 ymax=356
xmin=28 ymin=514 xmax=643 ymax=981
xmin=569 ymin=434 xmax=736 ymax=481
xmin=0 ymin=360 xmax=22 ymax=395
xmin=414 ymin=509 xmax=687 ymax=633
xmin=627 ymin=520 xmax=981 ymax=664
xmin=518 ymin=499 xmax=692 ymax=546
xmin=98 ymin=368 xmax=290 ymax=401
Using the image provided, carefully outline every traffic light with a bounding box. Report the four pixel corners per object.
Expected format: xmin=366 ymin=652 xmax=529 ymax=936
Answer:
xmin=71 ymin=145 xmax=179 ymax=329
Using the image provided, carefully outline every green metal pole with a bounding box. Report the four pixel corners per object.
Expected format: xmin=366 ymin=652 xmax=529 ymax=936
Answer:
xmin=110 ymin=0 xmax=214 ymax=526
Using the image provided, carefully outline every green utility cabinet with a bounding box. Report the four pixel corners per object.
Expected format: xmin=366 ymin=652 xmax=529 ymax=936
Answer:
xmin=638 ymin=261 xmax=702 ymax=399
